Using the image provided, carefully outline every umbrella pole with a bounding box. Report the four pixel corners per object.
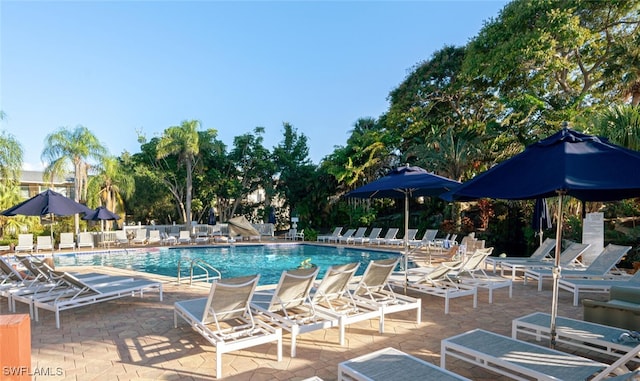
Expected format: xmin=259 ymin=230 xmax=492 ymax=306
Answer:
xmin=404 ymin=192 xmax=409 ymax=294
xmin=550 ymin=192 xmax=565 ymax=349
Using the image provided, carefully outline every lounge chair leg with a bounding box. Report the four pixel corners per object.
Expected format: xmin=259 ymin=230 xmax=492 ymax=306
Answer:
xmin=216 ymin=350 xmax=222 ymax=379
xmin=290 ymin=329 xmax=298 ymax=357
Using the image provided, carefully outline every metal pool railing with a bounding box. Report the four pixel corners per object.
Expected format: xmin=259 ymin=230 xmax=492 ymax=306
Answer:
xmin=177 ymin=257 xmax=221 ymax=285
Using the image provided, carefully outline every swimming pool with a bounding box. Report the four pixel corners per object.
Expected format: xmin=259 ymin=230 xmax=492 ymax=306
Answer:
xmin=53 ymin=244 xmax=401 ymax=285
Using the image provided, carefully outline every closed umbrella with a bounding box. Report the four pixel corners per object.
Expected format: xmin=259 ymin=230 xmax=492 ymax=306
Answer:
xmin=346 ymin=164 xmax=460 ymax=289
xmin=445 ymin=124 xmax=640 ymax=347
xmin=1 ymin=189 xmax=93 ymax=255
xmin=533 ymin=198 xmax=552 ymax=247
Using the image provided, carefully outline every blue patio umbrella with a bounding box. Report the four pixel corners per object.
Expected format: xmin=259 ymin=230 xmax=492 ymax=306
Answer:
xmin=208 ymin=207 xmax=217 ymax=225
xmin=445 ymin=124 xmax=640 ymax=347
xmin=82 ymin=206 xmax=120 ymax=222
xmin=1 ymin=189 xmax=93 ymax=255
xmin=346 ymin=164 xmax=461 ymax=288
xmin=1 ymin=189 xmax=92 ymax=217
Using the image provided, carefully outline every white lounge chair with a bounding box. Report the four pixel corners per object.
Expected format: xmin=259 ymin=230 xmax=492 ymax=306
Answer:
xmin=441 ymin=328 xmax=640 ymax=381
xmin=33 ymin=270 xmax=162 ymax=329
xmin=558 ymin=267 xmax=640 ymax=306
xmin=77 ymin=232 xmax=94 ymax=249
xmin=339 ymin=347 xmax=470 ymax=381
xmin=408 ymin=229 xmax=438 ymax=249
xmin=329 ymin=228 xmax=355 ymax=244
xmin=114 ymin=230 xmax=129 ymax=246
xmin=389 ymin=259 xmax=476 ymax=314
xmin=174 ymin=275 xmax=282 ymax=379
xmin=250 ymin=267 xmax=337 ymax=357
xmin=36 ymin=235 xmax=53 ymax=252
xmin=352 ymin=227 xmax=382 ymax=245
xmin=371 ymin=228 xmax=399 ymax=246
xmin=499 ymin=241 xmax=587 ymax=281
xmin=131 ymin=228 xmax=148 ymax=245
xmin=341 ymin=227 xmax=367 ymax=244
xmin=316 ymin=227 xmax=343 ymax=242
xmin=513 ymin=311 xmax=640 ymax=363
xmin=14 ymin=234 xmax=34 ymax=253
xmin=451 ymin=248 xmax=512 ymax=304
xmin=524 ymin=244 xmax=631 ymax=291
xmin=386 ymin=228 xmax=418 ymax=246
xmin=178 ymin=230 xmax=192 ymax=244
xmin=311 ymin=263 xmax=382 ymax=342
xmin=147 ymin=230 xmax=162 ymax=245
xmin=160 ymin=232 xmax=177 ymax=246
xmin=485 ymin=237 xmax=556 ymax=276
xmin=351 ymin=258 xmax=421 ymax=331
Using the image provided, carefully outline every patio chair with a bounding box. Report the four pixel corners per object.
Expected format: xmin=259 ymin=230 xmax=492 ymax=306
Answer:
xmin=310 ymin=263 xmax=382 ymax=342
xmin=389 ymin=259 xmax=476 ymax=314
xmin=485 ymin=237 xmax=556 ymax=276
xmin=14 ymin=234 xmax=34 ymax=253
xmin=451 ymin=248 xmax=512 ymax=304
xmin=499 ymin=240 xmax=586 ymax=281
xmin=351 ymin=258 xmax=421 ymax=330
xmin=147 ymin=230 xmax=162 ymax=245
xmin=339 ymin=347 xmax=471 ymax=381
xmin=316 ymin=227 xmax=343 ymax=242
xmin=352 ymin=227 xmax=382 ymax=245
xmin=524 ymin=243 xmax=631 ymax=291
xmin=329 ymin=228 xmax=355 ymax=244
xmin=131 ymin=228 xmax=148 ymax=245
xmin=174 ymin=275 xmax=282 ymax=379
xmin=559 ymin=268 xmax=640 ymax=306
xmin=441 ymin=328 xmax=640 ymax=381
xmin=32 ymin=270 xmax=162 ymax=329
xmin=386 ymin=228 xmax=418 ymax=246
xmin=36 ymin=235 xmax=53 ymax=252
xmin=160 ymin=231 xmax=177 ymax=246
xmin=58 ymin=232 xmax=76 ymax=251
xmin=250 ymin=267 xmax=337 ymax=357
xmin=77 ymin=232 xmax=94 ymax=249
xmin=178 ymin=230 xmax=192 ymax=244
xmin=408 ymin=229 xmax=438 ymax=249
xmin=512 ymin=311 xmax=640 ymax=364
xmin=114 ymin=230 xmax=129 ymax=246
xmin=371 ymin=228 xmax=399 ymax=246
xmin=340 ymin=227 xmax=367 ymax=244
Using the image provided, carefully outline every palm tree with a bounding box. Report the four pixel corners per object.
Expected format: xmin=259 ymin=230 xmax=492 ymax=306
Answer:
xmin=594 ymin=105 xmax=640 ymax=150
xmin=87 ymin=156 xmax=135 ymax=224
xmin=156 ymin=120 xmax=200 ymax=224
xmin=0 ymin=131 xmax=23 ymax=184
xmin=42 ymin=125 xmax=107 ymax=233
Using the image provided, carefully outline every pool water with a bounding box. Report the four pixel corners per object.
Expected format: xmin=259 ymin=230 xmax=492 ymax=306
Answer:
xmin=54 ymin=244 xmax=400 ymax=285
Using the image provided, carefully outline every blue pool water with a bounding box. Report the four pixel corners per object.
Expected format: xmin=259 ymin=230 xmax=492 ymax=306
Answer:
xmin=53 ymin=244 xmax=400 ymax=285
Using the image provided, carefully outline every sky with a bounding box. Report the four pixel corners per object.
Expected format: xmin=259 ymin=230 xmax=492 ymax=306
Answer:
xmin=0 ymin=0 xmax=509 ymax=171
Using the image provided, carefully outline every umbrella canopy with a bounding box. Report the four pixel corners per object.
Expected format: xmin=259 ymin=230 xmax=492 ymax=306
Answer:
xmin=446 ymin=127 xmax=640 ymax=202
xmin=1 ymin=189 xmax=92 ymax=217
xmin=82 ymin=206 xmax=120 ymax=221
xmin=446 ymin=125 xmax=640 ymax=347
xmin=346 ymin=164 xmax=460 ymax=287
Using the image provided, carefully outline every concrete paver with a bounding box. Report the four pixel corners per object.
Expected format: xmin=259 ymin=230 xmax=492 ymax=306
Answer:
xmin=1 ymin=253 xmax=621 ymax=380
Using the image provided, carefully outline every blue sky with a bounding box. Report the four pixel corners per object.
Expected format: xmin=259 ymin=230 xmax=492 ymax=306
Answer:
xmin=1 ymin=1 xmax=508 ymax=171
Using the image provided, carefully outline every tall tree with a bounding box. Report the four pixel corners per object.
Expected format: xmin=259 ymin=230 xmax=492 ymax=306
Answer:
xmin=86 ymin=156 xmax=135 ymax=218
xmin=42 ymin=125 xmax=106 ymax=233
xmin=224 ymin=127 xmax=275 ymax=220
xmin=0 ymin=130 xmax=23 ymax=185
xmin=155 ymin=120 xmax=201 ymax=224
xmin=463 ymin=0 xmax=640 ymax=139
xmin=272 ymin=122 xmax=312 ymax=219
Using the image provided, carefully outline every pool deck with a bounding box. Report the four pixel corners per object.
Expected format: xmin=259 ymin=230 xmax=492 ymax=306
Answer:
xmin=3 ymin=242 xmax=622 ymax=380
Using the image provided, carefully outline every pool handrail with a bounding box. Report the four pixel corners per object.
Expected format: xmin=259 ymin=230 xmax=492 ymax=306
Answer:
xmin=177 ymin=257 xmax=221 ymax=285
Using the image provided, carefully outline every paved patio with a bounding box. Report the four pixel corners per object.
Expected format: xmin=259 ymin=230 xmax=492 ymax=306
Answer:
xmin=3 ymin=252 xmax=620 ymax=380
